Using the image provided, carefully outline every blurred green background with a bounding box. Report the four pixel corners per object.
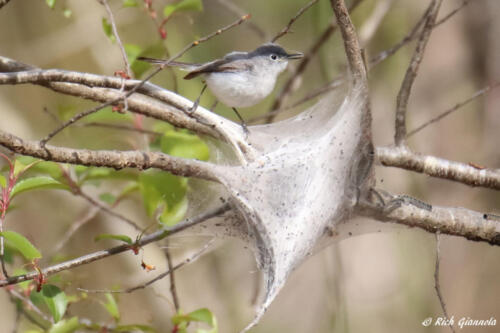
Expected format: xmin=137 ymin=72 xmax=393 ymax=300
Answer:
xmin=0 ymin=0 xmax=499 ymax=332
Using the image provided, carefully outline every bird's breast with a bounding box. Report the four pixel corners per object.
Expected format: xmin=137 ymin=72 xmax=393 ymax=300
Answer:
xmin=205 ymin=71 xmax=276 ymax=108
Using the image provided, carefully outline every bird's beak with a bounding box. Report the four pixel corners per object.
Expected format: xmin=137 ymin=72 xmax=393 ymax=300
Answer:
xmin=286 ymin=52 xmax=304 ymax=60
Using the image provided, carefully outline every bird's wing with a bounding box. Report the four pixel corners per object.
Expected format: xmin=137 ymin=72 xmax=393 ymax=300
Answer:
xmin=183 ymin=58 xmax=253 ymax=80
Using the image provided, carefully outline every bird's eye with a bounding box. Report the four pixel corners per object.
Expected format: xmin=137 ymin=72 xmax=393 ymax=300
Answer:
xmin=270 ymin=54 xmax=277 ymax=60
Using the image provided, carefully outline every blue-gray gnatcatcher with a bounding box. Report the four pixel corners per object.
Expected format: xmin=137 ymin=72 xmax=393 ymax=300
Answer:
xmin=138 ymin=43 xmax=303 ymax=129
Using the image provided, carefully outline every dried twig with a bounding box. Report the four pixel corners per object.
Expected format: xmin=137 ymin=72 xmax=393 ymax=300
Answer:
xmin=394 ymin=0 xmax=442 ymax=146
xmin=407 ymin=83 xmax=500 ymax=138
xmin=165 ymin=247 xmax=180 ymax=311
xmin=0 ymin=204 xmax=229 ymax=287
xmin=80 ymin=238 xmax=215 ymax=294
xmin=434 ymin=233 xmax=456 ymax=333
xmin=271 ymin=0 xmax=318 ymax=43
xmin=51 ymin=207 xmax=100 ymax=256
xmin=100 ymin=0 xmax=132 ymax=78
xmin=215 ymin=0 xmax=266 ymax=39
xmin=434 ymin=0 xmax=469 ymax=28
xmin=9 ymin=289 xmax=53 ymax=324
xmin=284 ymin=0 xmax=469 ymax=111
xmin=265 ymin=0 xmax=363 ymax=123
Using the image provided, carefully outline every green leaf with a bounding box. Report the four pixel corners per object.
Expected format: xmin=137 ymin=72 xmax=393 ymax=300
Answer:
xmin=16 ymin=157 xmax=63 ymax=180
xmin=46 ymin=0 xmax=56 ymax=9
xmin=103 ymin=293 xmax=120 ymax=321
xmin=48 ymin=316 xmax=80 ymax=333
xmin=102 ymin=18 xmax=116 ymax=43
xmin=0 ymin=174 xmax=5 ymax=188
xmin=139 ymin=171 xmax=188 ymax=226
xmin=13 ymin=158 xmax=27 ymax=177
xmin=10 ymin=177 xmax=70 ymax=199
xmin=125 ymin=43 xmax=142 ymax=64
xmin=160 ymin=131 xmax=210 ymax=161
xmin=115 ymin=324 xmax=156 ymax=332
xmin=164 ymin=0 xmax=203 ymax=17
xmin=122 ymin=0 xmax=138 ymax=7
xmin=99 ymin=193 xmax=117 ymax=205
xmin=118 ymin=182 xmax=140 ymax=199
xmin=42 ymin=284 xmax=68 ymax=322
xmin=94 ymin=234 xmax=133 ymax=245
xmin=172 ymin=308 xmax=218 ymax=333
xmin=63 ymin=9 xmax=72 ymax=18
xmin=0 ymin=231 xmax=41 ymax=260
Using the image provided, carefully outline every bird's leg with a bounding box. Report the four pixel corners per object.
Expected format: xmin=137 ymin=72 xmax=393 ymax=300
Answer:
xmin=188 ymin=84 xmax=208 ymax=114
xmin=232 ymin=107 xmax=249 ymax=134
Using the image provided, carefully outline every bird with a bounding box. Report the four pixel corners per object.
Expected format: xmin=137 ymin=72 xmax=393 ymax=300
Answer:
xmin=138 ymin=43 xmax=303 ymax=131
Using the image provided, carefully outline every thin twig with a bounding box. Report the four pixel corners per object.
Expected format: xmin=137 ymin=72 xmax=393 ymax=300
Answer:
xmin=42 ymin=107 xmax=62 ymax=125
xmin=285 ymin=0 xmax=469 ymax=111
xmin=77 ymin=190 xmax=142 ymax=230
xmin=394 ymin=0 xmax=442 ymax=146
xmin=7 ymin=291 xmax=49 ymax=330
xmin=215 ymin=0 xmax=266 ymax=39
xmin=265 ymin=0 xmax=363 ymax=123
xmin=169 ymin=14 xmax=251 ymax=63
xmin=434 ymin=233 xmax=456 ymax=333
xmin=165 ymin=247 xmax=180 ymax=311
xmin=0 ymin=204 xmax=230 ymax=287
xmin=407 ymin=83 xmax=500 ymax=138
xmin=100 ymin=0 xmax=132 ymax=78
xmin=50 ymin=206 xmax=100 ymax=255
xmin=9 ymin=289 xmax=53 ymax=324
xmin=38 ymin=14 xmax=251 ymax=146
xmin=271 ymin=0 xmax=319 ymax=43
xmin=80 ymin=238 xmax=215 ymax=294
xmin=434 ymin=0 xmax=469 ymax=28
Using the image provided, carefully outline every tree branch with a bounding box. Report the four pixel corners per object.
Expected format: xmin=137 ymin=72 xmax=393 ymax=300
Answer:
xmin=376 ymin=146 xmax=500 ymax=190
xmin=0 ymin=62 xmax=255 ymax=162
xmin=0 ymin=130 xmax=221 ymax=182
xmin=357 ymin=190 xmax=500 ymax=246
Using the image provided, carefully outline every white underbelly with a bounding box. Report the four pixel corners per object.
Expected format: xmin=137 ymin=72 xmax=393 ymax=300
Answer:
xmin=205 ymin=72 xmax=275 ymax=108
